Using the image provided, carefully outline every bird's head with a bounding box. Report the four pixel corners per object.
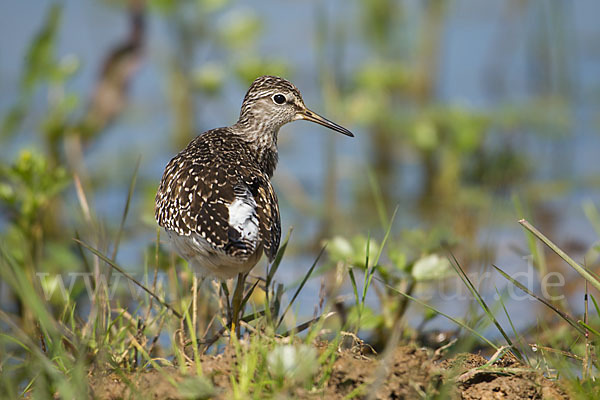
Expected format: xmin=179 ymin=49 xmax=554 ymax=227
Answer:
xmin=237 ymin=75 xmax=354 ymax=138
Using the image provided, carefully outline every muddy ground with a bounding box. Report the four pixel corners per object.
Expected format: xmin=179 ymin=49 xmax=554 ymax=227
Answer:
xmin=90 ymin=343 xmax=568 ymax=399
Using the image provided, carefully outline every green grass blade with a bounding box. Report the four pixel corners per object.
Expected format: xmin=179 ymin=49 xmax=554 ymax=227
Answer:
xmin=111 ymin=157 xmax=140 ymax=261
xmin=240 ymin=278 xmax=261 ymax=312
xmin=374 ymin=205 xmax=398 ymax=266
xmin=495 ymin=287 xmax=530 ymax=365
xmin=448 ymin=250 xmax=519 ymax=358
xmin=583 ymin=200 xmax=600 ymax=236
xmin=578 ymin=321 xmax=600 ymax=338
xmin=492 ymin=264 xmax=584 ymax=334
xmin=74 ymin=239 xmax=182 ymax=319
xmin=0 ymin=248 xmax=61 ymax=337
xmin=519 ymin=219 xmax=600 ymax=291
xmin=367 ymin=168 xmax=388 ymax=229
xmin=360 ymin=231 xmax=371 ymax=306
xmin=513 ymin=195 xmax=546 ymax=275
xmin=282 ymin=311 xmax=337 ymax=337
xmin=362 ymin=264 xmax=377 ymax=309
xmin=348 ymin=267 xmax=360 ymax=309
xmin=0 ymin=333 xmax=31 ymax=352
xmin=183 ymin=308 xmax=203 ymax=376
xmin=276 ymin=245 xmax=326 ymax=330
xmin=373 ymin=276 xmax=498 ymax=349
xmin=361 ymin=206 xmax=399 ymax=307
xmin=267 ymin=227 xmax=293 ymax=289
xmin=590 ymin=294 xmax=600 ymax=320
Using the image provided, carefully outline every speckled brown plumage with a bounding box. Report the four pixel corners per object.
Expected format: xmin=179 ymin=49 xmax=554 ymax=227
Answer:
xmin=155 ymin=75 xmax=352 ymax=280
xmin=155 ymin=127 xmax=280 ymax=262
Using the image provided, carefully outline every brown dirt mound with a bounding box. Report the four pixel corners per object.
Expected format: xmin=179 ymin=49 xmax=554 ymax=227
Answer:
xmin=322 ymin=345 xmax=440 ymax=398
xmin=440 ymin=352 xmax=567 ymax=400
xmin=89 ymin=344 xmax=568 ymax=399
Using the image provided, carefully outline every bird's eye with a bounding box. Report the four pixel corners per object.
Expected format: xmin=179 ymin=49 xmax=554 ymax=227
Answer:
xmin=272 ymin=94 xmax=286 ymax=105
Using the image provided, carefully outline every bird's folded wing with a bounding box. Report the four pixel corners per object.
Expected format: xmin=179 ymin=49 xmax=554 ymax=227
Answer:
xmin=156 ymin=155 xmax=279 ymax=261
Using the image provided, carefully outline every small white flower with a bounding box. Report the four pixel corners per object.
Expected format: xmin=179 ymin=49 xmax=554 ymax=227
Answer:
xmin=267 ymin=344 xmax=317 ymax=383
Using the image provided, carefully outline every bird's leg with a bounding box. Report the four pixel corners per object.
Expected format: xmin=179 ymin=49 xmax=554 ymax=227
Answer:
xmin=231 ymin=272 xmax=247 ymax=338
xmin=220 ymin=282 xmax=232 ymax=324
xmin=192 ymin=275 xmax=199 ymax=339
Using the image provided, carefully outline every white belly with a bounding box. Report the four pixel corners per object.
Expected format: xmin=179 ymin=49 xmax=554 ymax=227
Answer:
xmin=165 ymin=229 xmax=262 ymax=280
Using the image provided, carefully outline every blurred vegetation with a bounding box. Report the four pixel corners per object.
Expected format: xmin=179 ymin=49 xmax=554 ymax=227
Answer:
xmin=1 ymin=0 xmax=599 ymax=398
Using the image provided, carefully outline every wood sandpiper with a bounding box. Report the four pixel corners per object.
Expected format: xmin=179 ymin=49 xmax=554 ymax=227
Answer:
xmin=155 ymin=75 xmax=353 ymax=331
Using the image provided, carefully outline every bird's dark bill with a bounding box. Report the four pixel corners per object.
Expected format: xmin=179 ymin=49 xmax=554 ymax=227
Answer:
xmin=299 ymin=109 xmax=354 ymax=137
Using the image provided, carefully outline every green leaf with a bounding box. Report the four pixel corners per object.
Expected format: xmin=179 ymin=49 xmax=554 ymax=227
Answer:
xmin=412 ymin=254 xmax=452 ymax=282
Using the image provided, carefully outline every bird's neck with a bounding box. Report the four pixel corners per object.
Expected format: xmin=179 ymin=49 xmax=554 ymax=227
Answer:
xmin=232 ymin=117 xmax=280 ymax=178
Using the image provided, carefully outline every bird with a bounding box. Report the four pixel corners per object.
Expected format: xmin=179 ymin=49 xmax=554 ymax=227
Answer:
xmin=155 ymin=75 xmax=353 ymax=331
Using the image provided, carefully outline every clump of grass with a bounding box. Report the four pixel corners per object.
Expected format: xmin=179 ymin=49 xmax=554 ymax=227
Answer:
xmin=492 ymin=220 xmax=600 ymax=388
